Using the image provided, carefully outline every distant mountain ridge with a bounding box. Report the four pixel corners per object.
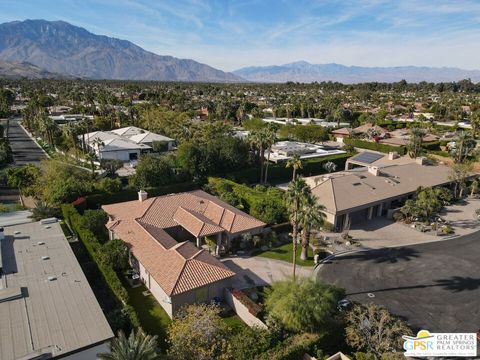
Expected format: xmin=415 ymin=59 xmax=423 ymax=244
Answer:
xmin=0 ymin=19 xmax=243 ymax=82
xmin=234 ymin=61 xmax=480 ymax=83
xmin=0 ymin=60 xmax=72 ymax=79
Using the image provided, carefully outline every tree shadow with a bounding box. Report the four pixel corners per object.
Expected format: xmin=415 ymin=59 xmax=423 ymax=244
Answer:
xmin=331 ymin=247 xmax=420 ymax=264
xmin=347 ymin=276 xmax=480 ymax=296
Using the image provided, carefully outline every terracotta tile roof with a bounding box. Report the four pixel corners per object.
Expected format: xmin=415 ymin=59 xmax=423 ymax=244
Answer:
xmin=111 ymin=219 xmax=234 ymax=296
xmin=173 ymin=207 xmax=225 ymax=237
xmin=102 ymin=190 xmax=265 ymax=296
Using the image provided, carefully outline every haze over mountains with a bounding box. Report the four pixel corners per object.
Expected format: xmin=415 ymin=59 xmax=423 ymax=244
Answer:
xmin=0 ymin=19 xmax=479 ymax=83
xmin=233 ymin=61 xmax=480 ymax=84
xmin=0 ymin=19 xmax=242 ymax=82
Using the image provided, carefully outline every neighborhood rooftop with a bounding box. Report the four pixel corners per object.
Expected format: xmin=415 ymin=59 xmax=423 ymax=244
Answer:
xmin=0 ymin=221 xmax=113 ymax=359
xmin=102 ymin=190 xmax=265 ymax=297
xmin=308 ymin=162 xmax=454 ymax=214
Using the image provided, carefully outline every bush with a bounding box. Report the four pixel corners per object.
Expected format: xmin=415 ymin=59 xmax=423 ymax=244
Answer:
xmin=96 ymin=178 xmax=122 ymax=194
xmin=61 ymin=204 xmax=139 ymax=328
xmin=258 ymin=333 xmax=322 ymax=360
xmin=392 ymin=211 xmax=404 ymax=222
xmin=207 ymin=177 xmax=286 ymax=224
xmin=344 ymin=138 xmax=406 ymax=155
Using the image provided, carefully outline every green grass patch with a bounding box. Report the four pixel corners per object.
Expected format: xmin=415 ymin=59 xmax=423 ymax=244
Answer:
xmin=123 ymin=282 xmax=171 ymax=350
xmin=220 ymin=312 xmax=248 ymax=334
xmin=253 ymin=242 xmax=315 ymax=267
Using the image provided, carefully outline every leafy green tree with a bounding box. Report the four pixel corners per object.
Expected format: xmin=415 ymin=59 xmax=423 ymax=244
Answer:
xmin=226 ymin=326 xmax=272 ymax=360
xmin=0 ymin=88 xmax=14 ymax=118
xmin=35 ymin=160 xmax=93 ymax=205
xmin=131 ymin=154 xmax=176 ymax=188
xmin=96 ymin=178 xmax=122 ymax=194
xmin=97 ymin=329 xmax=160 ymax=360
xmin=102 ymin=239 xmax=129 ymax=271
xmin=6 ymin=164 xmax=40 ymax=195
xmin=264 ymin=279 xmax=344 ymax=333
xmin=167 ymin=304 xmax=230 ymax=360
xmin=345 ymin=303 xmax=412 ymax=360
xmin=0 ymin=138 xmax=12 ymax=168
xmin=82 ymin=209 xmax=108 ymax=240
xmin=449 ymin=163 xmax=472 ymax=199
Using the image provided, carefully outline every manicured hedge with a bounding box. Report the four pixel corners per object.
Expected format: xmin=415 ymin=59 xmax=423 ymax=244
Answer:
xmin=61 ymin=204 xmax=140 ymax=327
xmin=85 ymin=181 xmax=199 ymax=208
xmin=344 ymin=138 xmax=407 ymax=155
xmin=422 ymin=141 xmax=441 ymax=151
xmin=227 ymin=153 xmax=353 ymax=184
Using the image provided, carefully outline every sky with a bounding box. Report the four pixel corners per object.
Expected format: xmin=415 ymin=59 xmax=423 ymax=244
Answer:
xmin=1 ymin=0 xmax=480 ymax=71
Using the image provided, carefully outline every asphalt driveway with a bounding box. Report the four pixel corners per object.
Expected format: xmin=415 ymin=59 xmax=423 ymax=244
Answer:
xmin=316 ymin=232 xmax=480 ymax=332
xmin=1 ymin=118 xmax=47 ymax=165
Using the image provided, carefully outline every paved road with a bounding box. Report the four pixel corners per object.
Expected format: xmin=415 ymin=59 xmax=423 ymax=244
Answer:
xmin=317 ymin=232 xmax=480 ymax=332
xmin=1 ymin=118 xmax=47 ymax=165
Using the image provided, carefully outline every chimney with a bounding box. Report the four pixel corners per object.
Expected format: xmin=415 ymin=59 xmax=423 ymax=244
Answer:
xmin=388 ymin=151 xmax=399 ymax=160
xmin=138 ymin=190 xmax=148 ymax=202
xmin=367 ymin=166 xmax=380 ymax=176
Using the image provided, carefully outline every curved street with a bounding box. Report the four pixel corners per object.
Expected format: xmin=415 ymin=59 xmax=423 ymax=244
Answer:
xmin=316 ymin=232 xmax=480 ymax=332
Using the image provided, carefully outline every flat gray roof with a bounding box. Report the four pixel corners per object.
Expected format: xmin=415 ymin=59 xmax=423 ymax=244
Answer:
xmin=0 ymin=220 xmax=113 ymax=359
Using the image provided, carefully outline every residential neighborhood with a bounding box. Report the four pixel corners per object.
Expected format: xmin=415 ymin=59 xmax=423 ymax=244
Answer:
xmin=1 ymin=2 xmax=480 ymax=359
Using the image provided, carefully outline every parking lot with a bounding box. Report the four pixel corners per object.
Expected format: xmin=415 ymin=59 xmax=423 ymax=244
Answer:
xmin=317 ymin=231 xmax=480 ymax=332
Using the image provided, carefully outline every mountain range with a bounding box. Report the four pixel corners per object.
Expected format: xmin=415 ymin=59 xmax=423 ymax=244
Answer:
xmin=0 ymin=20 xmax=479 ymax=83
xmin=0 ymin=19 xmax=242 ymax=82
xmin=233 ymin=61 xmax=480 ymax=83
xmin=0 ymin=60 xmax=72 ymax=79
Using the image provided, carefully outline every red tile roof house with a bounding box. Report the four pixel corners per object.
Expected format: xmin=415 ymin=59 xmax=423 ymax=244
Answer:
xmin=102 ymin=190 xmax=265 ymax=318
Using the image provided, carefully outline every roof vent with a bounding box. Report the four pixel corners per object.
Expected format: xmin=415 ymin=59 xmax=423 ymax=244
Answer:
xmin=47 ymin=276 xmax=57 ymax=281
xmin=38 ymin=241 xmax=45 ymax=245
xmin=41 ymin=256 xmax=50 ymax=260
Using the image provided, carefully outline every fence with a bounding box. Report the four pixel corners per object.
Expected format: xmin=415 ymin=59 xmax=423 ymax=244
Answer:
xmin=224 ymin=288 xmax=268 ymax=329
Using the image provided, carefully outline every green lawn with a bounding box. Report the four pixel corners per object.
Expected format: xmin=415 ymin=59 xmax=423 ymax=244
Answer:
xmin=253 ymin=242 xmax=315 ymax=267
xmin=124 ymin=283 xmax=171 ymax=350
xmin=221 ymin=312 xmax=248 ymax=334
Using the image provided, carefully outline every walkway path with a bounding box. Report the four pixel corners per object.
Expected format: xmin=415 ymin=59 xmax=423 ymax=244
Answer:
xmin=222 ymin=255 xmax=312 ymax=289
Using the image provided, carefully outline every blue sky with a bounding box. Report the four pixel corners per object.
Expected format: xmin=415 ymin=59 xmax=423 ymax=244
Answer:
xmin=1 ymin=0 xmax=480 ymax=71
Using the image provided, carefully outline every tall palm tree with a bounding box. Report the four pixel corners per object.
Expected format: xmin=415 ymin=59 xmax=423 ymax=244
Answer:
xmin=285 ymin=177 xmax=311 ymax=280
xmin=248 ymin=129 xmax=269 ymax=183
xmin=286 ymin=154 xmax=302 ymax=181
xmin=263 ymin=125 xmax=277 ymax=184
xmin=298 ymin=195 xmax=326 ymax=260
xmin=97 ymin=329 xmax=159 ymax=360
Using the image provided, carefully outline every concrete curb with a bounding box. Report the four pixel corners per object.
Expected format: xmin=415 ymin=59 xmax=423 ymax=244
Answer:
xmin=18 ymin=122 xmax=51 ymax=159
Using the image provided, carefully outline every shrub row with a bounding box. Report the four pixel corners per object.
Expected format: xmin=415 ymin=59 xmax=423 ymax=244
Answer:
xmin=227 ymin=153 xmax=353 ymax=184
xmin=422 ymin=141 xmax=441 ymax=151
xmin=61 ymin=204 xmax=140 ymax=328
xmin=344 ymin=138 xmax=407 ymax=155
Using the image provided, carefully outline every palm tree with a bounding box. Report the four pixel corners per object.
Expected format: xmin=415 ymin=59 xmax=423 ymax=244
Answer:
xmin=470 ymin=110 xmax=480 ymax=139
xmin=84 ymin=151 xmax=98 ymax=178
xmin=285 ymin=177 xmax=311 ymax=279
xmin=286 ymin=154 xmax=302 ymax=181
xmin=407 ymin=128 xmax=425 ymax=158
xmin=248 ymin=129 xmax=269 ymax=183
xmin=263 ymin=125 xmax=277 ymax=184
xmin=97 ymin=329 xmax=159 ymax=360
xmin=470 ymin=178 xmax=479 ymax=197
xmin=298 ymin=195 xmax=326 ymax=260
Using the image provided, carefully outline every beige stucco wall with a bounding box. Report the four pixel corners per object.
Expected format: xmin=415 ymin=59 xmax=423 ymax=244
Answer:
xmin=224 ymin=289 xmax=267 ymax=329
